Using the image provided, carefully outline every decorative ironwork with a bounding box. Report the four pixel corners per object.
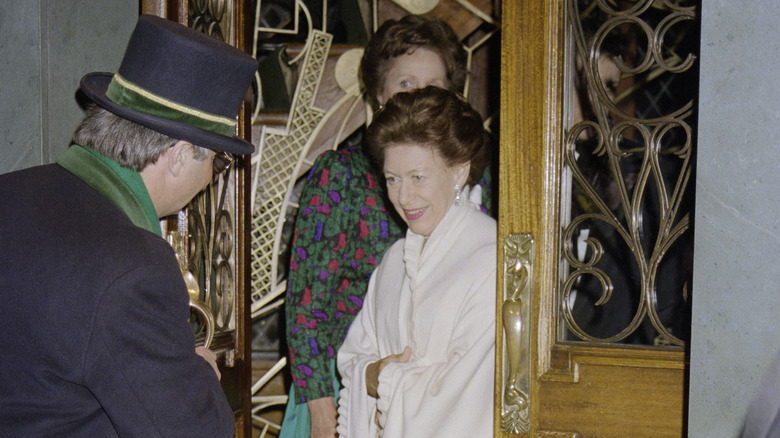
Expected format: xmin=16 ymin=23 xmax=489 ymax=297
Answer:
xmin=560 ymin=0 xmax=697 ymax=346
xmin=185 ymin=167 xmax=238 ymax=341
xmin=190 ymin=0 xmax=233 ymax=43
xmin=159 ymin=3 xmax=240 ymax=345
xmin=501 ymin=234 xmax=533 ymax=434
xmin=168 ymin=222 xmax=215 ymax=348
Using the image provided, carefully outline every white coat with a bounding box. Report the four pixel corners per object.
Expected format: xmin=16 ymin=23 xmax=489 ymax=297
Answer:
xmin=337 ymin=190 xmax=496 ymax=437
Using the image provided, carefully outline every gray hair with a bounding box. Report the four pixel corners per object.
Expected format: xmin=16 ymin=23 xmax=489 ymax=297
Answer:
xmin=72 ymin=105 xmax=209 ymax=171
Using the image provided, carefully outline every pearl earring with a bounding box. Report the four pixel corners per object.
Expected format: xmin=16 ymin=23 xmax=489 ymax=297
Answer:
xmin=454 ymin=184 xmax=461 ymax=207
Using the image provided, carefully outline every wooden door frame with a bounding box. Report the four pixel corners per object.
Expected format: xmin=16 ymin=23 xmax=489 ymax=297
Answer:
xmin=495 ymin=1 xmax=687 ymax=436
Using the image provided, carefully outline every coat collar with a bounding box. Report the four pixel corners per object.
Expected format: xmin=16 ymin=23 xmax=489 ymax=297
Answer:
xmin=56 ymin=145 xmax=161 ymax=236
xmin=402 ymin=185 xmax=477 ymax=277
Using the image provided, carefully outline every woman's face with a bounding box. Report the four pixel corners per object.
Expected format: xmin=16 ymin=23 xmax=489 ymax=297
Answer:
xmin=377 ymin=47 xmax=448 ymax=105
xmin=383 ymin=143 xmax=469 ymax=237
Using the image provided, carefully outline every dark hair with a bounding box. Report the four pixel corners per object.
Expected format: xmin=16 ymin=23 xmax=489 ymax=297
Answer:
xmin=72 ymin=105 xmax=208 ymax=171
xmin=361 ymin=15 xmax=467 ymax=109
xmin=366 ymin=86 xmax=487 ymax=186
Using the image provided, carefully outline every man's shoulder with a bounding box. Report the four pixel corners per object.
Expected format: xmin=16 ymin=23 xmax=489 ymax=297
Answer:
xmin=0 ymin=163 xmax=64 ymax=189
xmin=1 ymin=163 xmax=98 ymax=204
xmin=1 ymin=163 xmax=173 ymax=270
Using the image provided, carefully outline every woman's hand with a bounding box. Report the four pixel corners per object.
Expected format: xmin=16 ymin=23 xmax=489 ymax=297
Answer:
xmin=365 ymin=346 xmax=412 ymax=398
xmin=307 ymin=397 xmax=338 ymax=438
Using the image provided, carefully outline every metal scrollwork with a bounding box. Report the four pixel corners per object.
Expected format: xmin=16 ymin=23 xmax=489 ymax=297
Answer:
xmin=161 ymin=10 xmax=240 ymax=348
xmin=168 ymin=219 xmax=215 ymax=348
xmin=501 ymin=234 xmax=533 ymax=434
xmin=188 ymin=169 xmax=236 ymax=334
xmin=190 ymin=0 xmax=232 ymax=43
xmin=561 ymin=0 xmax=697 ymax=346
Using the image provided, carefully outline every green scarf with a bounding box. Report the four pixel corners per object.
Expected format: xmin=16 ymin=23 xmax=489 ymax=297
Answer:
xmin=56 ymin=145 xmax=162 ymax=236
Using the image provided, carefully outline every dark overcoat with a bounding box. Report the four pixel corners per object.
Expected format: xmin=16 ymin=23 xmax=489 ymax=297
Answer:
xmin=0 ymin=164 xmax=234 ymax=437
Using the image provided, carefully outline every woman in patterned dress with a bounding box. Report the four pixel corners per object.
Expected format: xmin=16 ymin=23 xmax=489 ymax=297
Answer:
xmin=279 ymin=15 xmax=470 ymax=438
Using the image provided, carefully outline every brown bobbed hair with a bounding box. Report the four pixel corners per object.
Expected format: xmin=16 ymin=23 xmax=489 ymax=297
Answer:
xmin=366 ymin=86 xmax=488 ymax=186
xmin=361 ymin=15 xmax=467 ymax=109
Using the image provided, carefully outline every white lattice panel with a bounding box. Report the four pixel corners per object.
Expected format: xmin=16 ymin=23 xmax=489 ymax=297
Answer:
xmin=249 ymin=30 xmax=332 ymax=317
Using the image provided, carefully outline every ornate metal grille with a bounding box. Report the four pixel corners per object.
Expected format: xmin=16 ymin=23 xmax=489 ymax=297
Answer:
xmin=190 ymin=0 xmax=234 ymax=43
xmin=186 ymin=173 xmax=238 ymax=335
xmin=560 ymin=0 xmax=698 ymax=346
xmin=176 ymin=0 xmax=240 ymax=344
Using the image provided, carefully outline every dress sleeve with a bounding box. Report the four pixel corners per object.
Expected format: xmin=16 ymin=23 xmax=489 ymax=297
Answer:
xmin=285 ymin=146 xmax=403 ymax=403
xmin=85 ymin=259 xmax=235 ymax=438
xmin=377 ymin=257 xmax=496 ymax=437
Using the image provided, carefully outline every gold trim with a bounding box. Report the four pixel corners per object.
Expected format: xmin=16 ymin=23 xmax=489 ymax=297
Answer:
xmin=112 ymin=73 xmax=238 ymax=127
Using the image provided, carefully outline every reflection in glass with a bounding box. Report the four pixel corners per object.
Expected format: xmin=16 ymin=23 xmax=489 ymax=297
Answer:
xmin=560 ymin=0 xmax=698 ymax=346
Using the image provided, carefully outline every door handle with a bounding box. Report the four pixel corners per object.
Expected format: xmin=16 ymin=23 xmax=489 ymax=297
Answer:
xmin=501 ymin=234 xmax=533 ymax=434
xmin=184 ymin=270 xmax=215 ymax=349
xmin=168 ymin=222 xmax=215 ymax=349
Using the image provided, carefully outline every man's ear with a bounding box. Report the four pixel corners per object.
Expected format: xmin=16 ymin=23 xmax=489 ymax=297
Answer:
xmin=164 ymin=140 xmax=192 ymax=178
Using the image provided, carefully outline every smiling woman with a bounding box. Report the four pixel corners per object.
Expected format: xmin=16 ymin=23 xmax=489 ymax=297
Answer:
xmin=336 ymin=86 xmax=496 ymax=438
xmin=382 ymin=144 xmax=468 ymax=237
xmin=279 ymin=15 xmax=473 ymax=438
xmin=366 ymin=86 xmax=488 ymax=237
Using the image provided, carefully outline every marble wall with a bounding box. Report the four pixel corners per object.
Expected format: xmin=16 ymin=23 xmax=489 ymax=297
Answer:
xmin=0 ymin=1 xmax=136 ymax=173
xmin=690 ymin=0 xmax=780 ymax=435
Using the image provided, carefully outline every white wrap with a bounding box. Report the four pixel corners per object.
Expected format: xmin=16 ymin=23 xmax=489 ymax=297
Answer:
xmin=337 ymin=189 xmax=496 ymax=437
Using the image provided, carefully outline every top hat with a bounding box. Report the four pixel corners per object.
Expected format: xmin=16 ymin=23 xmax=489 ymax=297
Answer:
xmin=80 ymin=14 xmax=258 ymax=155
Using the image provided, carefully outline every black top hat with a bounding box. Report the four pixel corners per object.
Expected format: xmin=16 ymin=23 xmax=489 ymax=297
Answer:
xmin=80 ymin=14 xmax=258 ymax=155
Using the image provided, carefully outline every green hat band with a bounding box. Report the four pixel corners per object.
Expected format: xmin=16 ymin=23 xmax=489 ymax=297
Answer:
xmin=106 ymin=73 xmax=237 ymax=138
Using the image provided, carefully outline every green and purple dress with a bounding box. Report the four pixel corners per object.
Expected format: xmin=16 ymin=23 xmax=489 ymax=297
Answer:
xmin=279 ymin=144 xmax=404 ymax=436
